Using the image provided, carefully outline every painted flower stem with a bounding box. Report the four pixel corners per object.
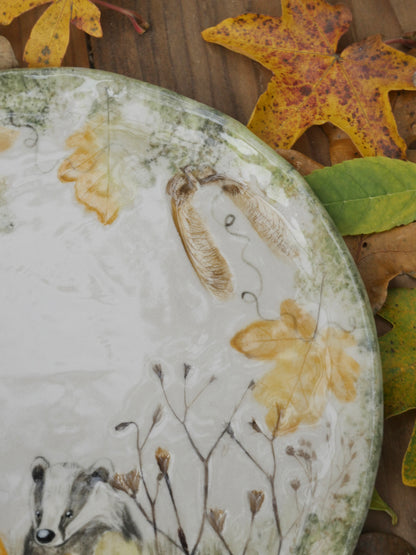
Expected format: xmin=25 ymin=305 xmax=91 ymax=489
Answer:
xmin=92 ymin=0 xmax=150 ymax=34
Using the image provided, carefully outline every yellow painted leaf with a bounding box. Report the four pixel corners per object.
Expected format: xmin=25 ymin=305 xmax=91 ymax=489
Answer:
xmin=202 ymin=0 xmax=416 ymax=158
xmin=58 ymin=114 xmax=140 ymax=225
xmin=231 ymin=299 xmax=360 ymax=435
xmin=0 ymin=0 xmax=102 ymax=67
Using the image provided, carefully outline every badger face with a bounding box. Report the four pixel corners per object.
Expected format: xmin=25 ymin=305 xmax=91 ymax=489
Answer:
xmin=30 ymin=456 xmax=112 ymax=548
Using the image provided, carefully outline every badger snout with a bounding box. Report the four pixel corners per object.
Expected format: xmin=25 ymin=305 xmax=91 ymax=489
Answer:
xmin=35 ymin=528 xmax=56 ymax=544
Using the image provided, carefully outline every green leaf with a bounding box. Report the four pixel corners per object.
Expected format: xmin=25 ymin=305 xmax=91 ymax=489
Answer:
xmin=305 ymin=157 xmax=416 ymax=235
xmin=369 ymin=488 xmax=398 ymax=525
xmin=378 ymin=288 xmax=416 ymax=486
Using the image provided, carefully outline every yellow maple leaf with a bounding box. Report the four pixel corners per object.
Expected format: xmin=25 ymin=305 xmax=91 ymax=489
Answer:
xmin=58 ymin=114 xmax=140 ymax=225
xmin=202 ymin=0 xmax=416 ymax=159
xmin=0 ymin=0 xmax=102 ymax=67
xmin=231 ymin=299 xmax=360 ymax=435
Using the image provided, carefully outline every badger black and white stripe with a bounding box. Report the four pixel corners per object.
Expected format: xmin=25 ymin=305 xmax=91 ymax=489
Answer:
xmin=24 ymin=457 xmax=142 ymax=555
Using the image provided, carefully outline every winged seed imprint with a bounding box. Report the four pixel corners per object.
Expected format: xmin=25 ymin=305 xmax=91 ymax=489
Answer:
xmin=166 ymin=167 xmax=298 ymax=300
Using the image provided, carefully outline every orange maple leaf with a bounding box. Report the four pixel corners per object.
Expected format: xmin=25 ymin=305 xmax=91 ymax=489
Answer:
xmin=58 ymin=114 xmax=140 ymax=224
xmin=202 ymin=0 xmax=416 ymax=159
xmin=230 ymin=299 xmax=360 ymax=435
xmin=0 ymin=0 xmax=103 ymax=67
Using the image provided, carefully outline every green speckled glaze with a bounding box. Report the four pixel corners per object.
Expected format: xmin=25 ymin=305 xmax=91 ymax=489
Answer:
xmin=0 ymin=68 xmax=382 ymax=555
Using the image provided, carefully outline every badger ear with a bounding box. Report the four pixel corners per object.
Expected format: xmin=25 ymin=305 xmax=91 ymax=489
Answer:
xmin=88 ymin=459 xmax=114 ymax=484
xmin=31 ymin=456 xmax=49 ymax=483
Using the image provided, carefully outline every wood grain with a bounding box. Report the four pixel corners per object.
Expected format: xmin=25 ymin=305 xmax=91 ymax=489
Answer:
xmin=2 ymin=0 xmax=416 ymax=550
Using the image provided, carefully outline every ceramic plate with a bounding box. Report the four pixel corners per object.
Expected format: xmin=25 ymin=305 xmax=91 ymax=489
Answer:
xmin=0 ymin=68 xmax=382 ymax=555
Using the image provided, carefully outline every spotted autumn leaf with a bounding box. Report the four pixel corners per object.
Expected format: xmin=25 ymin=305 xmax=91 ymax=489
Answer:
xmin=58 ymin=114 xmax=141 ymax=225
xmin=202 ymin=0 xmax=416 ymax=159
xmin=230 ymin=299 xmax=360 ymax=435
xmin=0 ymin=0 xmax=103 ymax=67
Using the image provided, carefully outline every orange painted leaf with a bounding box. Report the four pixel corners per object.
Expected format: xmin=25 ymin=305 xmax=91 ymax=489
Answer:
xmin=344 ymin=222 xmax=416 ymax=312
xmin=0 ymin=0 xmax=102 ymax=67
xmin=202 ymin=0 xmax=416 ymax=158
xmin=230 ymin=299 xmax=360 ymax=435
xmin=0 ymin=538 xmax=8 ymax=555
xmin=58 ymin=114 xmax=140 ymax=225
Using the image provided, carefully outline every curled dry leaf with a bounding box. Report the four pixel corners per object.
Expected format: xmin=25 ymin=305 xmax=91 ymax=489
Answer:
xmin=231 ymin=299 xmax=360 ymax=434
xmin=202 ymin=0 xmax=416 ymax=158
xmin=0 ymin=36 xmax=18 ymax=69
xmin=322 ymin=123 xmax=361 ymax=165
xmin=344 ymin=222 xmax=416 ymax=312
xmin=391 ymin=91 xmax=416 ymax=149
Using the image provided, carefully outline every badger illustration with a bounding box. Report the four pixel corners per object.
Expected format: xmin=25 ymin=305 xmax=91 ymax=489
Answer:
xmin=24 ymin=456 xmax=142 ymax=554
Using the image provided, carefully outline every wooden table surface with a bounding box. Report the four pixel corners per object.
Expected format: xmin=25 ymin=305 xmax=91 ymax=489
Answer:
xmin=2 ymin=0 xmax=416 ymax=552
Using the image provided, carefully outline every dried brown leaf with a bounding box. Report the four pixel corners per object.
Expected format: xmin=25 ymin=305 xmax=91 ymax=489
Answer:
xmin=344 ymin=222 xmax=416 ymax=312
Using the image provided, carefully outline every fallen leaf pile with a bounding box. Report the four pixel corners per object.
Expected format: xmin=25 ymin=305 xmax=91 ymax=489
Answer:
xmin=231 ymin=298 xmax=360 ymax=435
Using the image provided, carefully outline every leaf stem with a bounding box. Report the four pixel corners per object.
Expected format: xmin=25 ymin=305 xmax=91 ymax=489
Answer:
xmin=92 ymin=0 xmax=150 ymax=34
xmin=384 ymin=37 xmax=416 ymax=49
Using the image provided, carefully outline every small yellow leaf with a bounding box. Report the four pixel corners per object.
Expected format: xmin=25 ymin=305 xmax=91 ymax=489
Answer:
xmin=0 ymin=0 xmax=102 ymax=68
xmin=24 ymin=1 xmax=72 ymax=67
xmin=72 ymin=0 xmax=103 ymax=36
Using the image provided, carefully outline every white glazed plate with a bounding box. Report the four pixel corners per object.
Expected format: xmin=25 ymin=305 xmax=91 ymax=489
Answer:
xmin=0 ymin=68 xmax=382 ymax=555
